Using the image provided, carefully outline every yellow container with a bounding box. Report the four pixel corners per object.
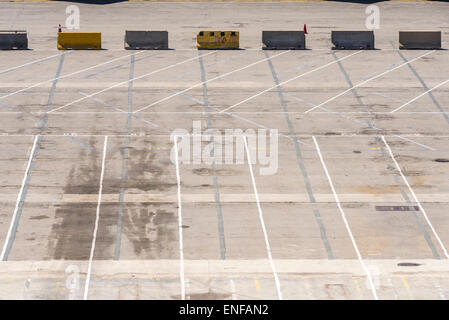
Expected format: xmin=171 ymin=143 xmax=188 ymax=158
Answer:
xmin=58 ymin=32 xmax=101 ymax=50
xmin=196 ymin=31 xmax=239 ymax=49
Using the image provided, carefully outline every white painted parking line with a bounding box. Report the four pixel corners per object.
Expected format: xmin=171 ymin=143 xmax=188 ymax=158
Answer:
xmin=219 ymin=51 xmax=362 ymax=114
xmin=283 ymin=91 xmax=437 ymax=151
xmin=360 ymin=51 xmax=425 ymax=80
xmin=77 ymin=91 xmax=169 ymax=132
xmin=47 ymin=51 xmax=217 ymax=114
xmin=83 ymin=135 xmax=108 ymax=300
xmin=309 ymin=112 xmax=448 ymax=115
xmin=243 ymin=135 xmax=283 ymax=300
xmin=369 ymin=92 xmax=424 ymax=111
xmin=133 ymin=50 xmax=290 ymax=113
xmin=0 ymin=135 xmax=38 ymax=261
xmin=0 ymin=52 xmax=64 ymax=76
xmin=1 ymin=133 xmax=449 ymax=138
xmin=174 ymin=136 xmax=186 ymax=300
xmin=381 ymin=135 xmax=449 ymax=259
xmin=0 ymin=51 xmax=145 ymax=100
xmin=390 ymin=78 xmax=449 ymax=113
xmin=312 ymin=136 xmax=379 ymax=300
xmin=230 ymin=279 xmax=237 ymax=300
xmin=304 ymin=50 xmax=435 ymax=113
xmin=431 ymin=278 xmax=447 ymax=300
xmin=391 ymin=134 xmax=436 ymax=152
xmin=23 ymin=111 xmax=449 ymax=115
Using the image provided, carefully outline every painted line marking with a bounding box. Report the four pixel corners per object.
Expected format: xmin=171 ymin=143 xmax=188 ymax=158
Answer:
xmin=353 ymin=277 xmax=361 ymax=292
xmin=391 ymin=134 xmax=436 ymax=152
xmin=360 ymin=51 xmax=424 ymax=80
xmin=369 ymin=91 xmax=425 ymax=111
xmin=243 ymin=135 xmax=283 ymax=300
xmin=254 ymin=277 xmax=261 ymax=292
xmin=277 ymin=55 xmax=328 ymax=80
xmin=313 ymin=136 xmax=378 ymax=300
xmin=77 ymin=92 xmax=165 ymax=131
xmin=0 ymin=52 xmax=64 ymax=76
xmin=264 ymin=51 xmax=333 ymax=258
xmin=328 ymin=45 xmax=440 ymax=255
xmin=391 ymin=41 xmax=449 ymax=123
xmin=353 ymin=277 xmax=362 ymax=299
xmin=230 ymin=279 xmax=237 ymax=300
xmin=1 ymin=133 xmax=448 ymax=138
xmin=198 ymin=51 xmax=226 ymax=259
xmin=391 ymin=78 xmax=449 ymax=113
xmin=83 ymin=135 xmax=108 ymax=300
xmin=83 ymin=51 xmax=161 ymax=79
xmin=19 ymin=111 xmax=449 ymax=115
xmin=431 ymin=278 xmax=447 ymax=300
xmin=387 ymin=277 xmax=399 ymax=300
xmin=0 ymin=51 xmax=145 ymax=100
xmin=0 ymin=135 xmax=38 ymax=261
xmin=114 ymin=53 xmax=135 ymax=260
xmin=48 ymin=51 xmax=217 ymax=114
xmin=401 ymin=276 xmax=414 ymax=299
xmin=285 ymin=90 xmax=437 ymax=152
xmin=0 ymin=65 xmax=93 ymax=152
xmin=174 ymin=136 xmax=186 ymax=300
xmin=304 ymin=278 xmax=312 ymax=299
xmin=219 ymin=50 xmax=362 ymax=114
xmin=12 ymin=48 xmax=417 ymax=52
xmin=304 ymin=50 xmax=435 ymax=113
xmin=175 ymin=50 xmax=249 ymax=80
xmin=381 ymin=135 xmax=449 ymax=258
xmin=1 ymin=54 xmax=66 ymax=260
xmin=133 ymin=50 xmax=290 ymax=113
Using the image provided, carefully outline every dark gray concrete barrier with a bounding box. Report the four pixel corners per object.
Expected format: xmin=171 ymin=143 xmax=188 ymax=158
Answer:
xmin=262 ymin=31 xmax=305 ymax=50
xmin=331 ymin=31 xmax=374 ymax=49
xmin=0 ymin=30 xmax=28 ymax=50
xmin=124 ymin=31 xmax=168 ymax=50
xmin=399 ymin=31 xmax=441 ymax=49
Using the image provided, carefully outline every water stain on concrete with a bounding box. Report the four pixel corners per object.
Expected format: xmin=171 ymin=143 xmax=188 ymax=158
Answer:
xmin=122 ymin=205 xmax=177 ymax=259
xmin=352 ymin=185 xmax=401 ymax=195
xmin=172 ymin=291 xmax=231 ymax=300
xmin=49 ymin=138 xmax=178 ymax=260
xmin=30 ymin=215 xmax=49 ymax=220
xmin=193 ymin=167 xmax=237 ymax=176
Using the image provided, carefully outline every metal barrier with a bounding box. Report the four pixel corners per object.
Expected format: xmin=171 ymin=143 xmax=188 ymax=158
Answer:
xmin=399 ymin=31 xmax=441 ymax=49
xmin=331 ymin=31 xmax=374 ymax=49
xmin=57 ymin=32 xmax=101 ymax=50
xmin=124 ymin=31 xmax=169 ymax=50
xmin=0 ymin=30 xmax=28 ymax=50
xmin=197 ymin=31 xmax=239 ymax=49
xmin=262 ymin=31 xmax=306 ymax=50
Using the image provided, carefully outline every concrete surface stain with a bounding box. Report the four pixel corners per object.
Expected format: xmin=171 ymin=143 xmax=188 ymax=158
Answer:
xmin=105 ymin=144 xmax=176 ymax=193
xmin=30 ymin=215 xmax=49 ymax=220
xmin=49 ymin=138 xmax=177 ymax=259
xmin=193 ymin=168 xmax=237 ymax=176
xmin=172 ymin=290 xmax=231 ymax=300
xmin=122 ymin=205 xmax=177 ymax=258
xmin=352 ymin=185 xmax=401 ymax=195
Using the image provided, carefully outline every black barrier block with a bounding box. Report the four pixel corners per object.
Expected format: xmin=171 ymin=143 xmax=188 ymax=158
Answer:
xmin=0 ymin=31 xmax=28 ymax=50
xmin=262 ymin=31 xmax=306 ymax=50
xmin=125 ymin=31 xmax=169 ymax=50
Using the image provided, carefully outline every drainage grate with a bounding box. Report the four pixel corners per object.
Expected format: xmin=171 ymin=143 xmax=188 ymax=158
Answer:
xmin=398 ymin=262 xmax=421 ymax=267
xmin=375 ymin=205 xmax=419 ymax=211
xmin=434 ymin=158 xmax=449 ymax=163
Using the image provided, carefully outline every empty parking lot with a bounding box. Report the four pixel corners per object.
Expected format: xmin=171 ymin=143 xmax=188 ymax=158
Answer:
xmin=0 ymin=1 xmax=448 ymax=300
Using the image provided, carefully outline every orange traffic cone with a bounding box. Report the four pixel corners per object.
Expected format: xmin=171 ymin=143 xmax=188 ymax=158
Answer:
xmin=304 ymin=24 xmax=308 ymax=34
